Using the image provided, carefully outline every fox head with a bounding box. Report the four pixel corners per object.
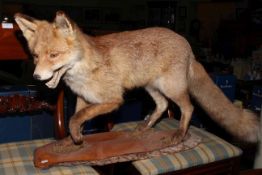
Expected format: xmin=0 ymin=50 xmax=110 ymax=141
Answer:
xmin=14 ymin=11 xmax=82 ymax=88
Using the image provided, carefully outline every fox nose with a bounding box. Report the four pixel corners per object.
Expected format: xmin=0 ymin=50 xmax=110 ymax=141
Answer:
xmin=33 ymin=74 xmax=41 ymax=80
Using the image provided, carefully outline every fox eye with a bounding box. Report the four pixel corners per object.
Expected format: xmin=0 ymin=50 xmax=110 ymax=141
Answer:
xmin=50 ymin=52 xmax=59 ymax=58
xmin=32 ymin=53 xmax=38 ymax=58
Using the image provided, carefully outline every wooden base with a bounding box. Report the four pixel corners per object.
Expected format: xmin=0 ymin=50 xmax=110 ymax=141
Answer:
xmin=34 ymin=129 xmax=201 ymax=168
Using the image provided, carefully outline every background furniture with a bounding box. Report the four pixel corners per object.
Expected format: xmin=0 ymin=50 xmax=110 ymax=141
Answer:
xmin=0 ymin=24 xmax=29 ymax=84
xmin=0 ymin=23 xmax=66 ymax=140
xmin=0 ymin=24 xmax=27 ymax=60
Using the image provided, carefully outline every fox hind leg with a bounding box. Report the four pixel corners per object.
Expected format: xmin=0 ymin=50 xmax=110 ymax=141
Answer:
xmin=169 ymin=93 xmax=193 ymax=144
xmin=156 ymin=75 xmax=194 ymax=144
xmin=137 ymin=86 xmax=168 ymax=131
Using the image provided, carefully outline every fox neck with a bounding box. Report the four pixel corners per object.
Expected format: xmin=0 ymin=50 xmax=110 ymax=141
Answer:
xmin=76 ymin=31 xmax=103 ymax=71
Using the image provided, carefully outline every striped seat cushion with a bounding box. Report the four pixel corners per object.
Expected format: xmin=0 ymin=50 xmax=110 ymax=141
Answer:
xmin=0 ymin=139 xmax=98 ymax=175
xmin=112 ymin=118 xmax=242 ymax=175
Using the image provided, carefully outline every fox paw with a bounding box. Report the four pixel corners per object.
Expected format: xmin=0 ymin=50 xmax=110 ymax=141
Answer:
xmin=135 ymin=121 xmax=150 ymax=132
xmin=71 ymin=132 xmax=83 ymax=145
xmin=171 ymin=129 xmax=186 ymax=145
xmin=59 ymin=136 xmax=74 ymax=146
xmin=69 ymin=119 xmax=83 ymax=145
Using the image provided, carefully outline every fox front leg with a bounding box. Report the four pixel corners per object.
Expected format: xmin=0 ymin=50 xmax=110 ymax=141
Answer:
xmin=69 ymin=101 xmax=122 ymax=144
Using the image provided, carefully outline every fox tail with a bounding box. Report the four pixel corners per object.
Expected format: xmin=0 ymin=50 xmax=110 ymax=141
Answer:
xmin=188 ymin=59 xmax=260 ymax=142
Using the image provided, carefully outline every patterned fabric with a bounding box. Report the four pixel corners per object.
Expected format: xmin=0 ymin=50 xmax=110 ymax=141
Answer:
xmin=113 ymin=118 xmax=242 ymax=175
xmin=0 ymin=139 xmax=98 ymax=175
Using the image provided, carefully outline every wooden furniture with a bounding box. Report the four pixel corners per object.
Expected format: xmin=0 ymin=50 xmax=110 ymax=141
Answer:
xmin=0 ymin=24 xmax=28 ymax=60
xmin=240 ymin=169 xmax=262 ymax=175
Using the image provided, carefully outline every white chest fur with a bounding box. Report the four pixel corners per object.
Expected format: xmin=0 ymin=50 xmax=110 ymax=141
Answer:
xmin=63 ymin=64 xmax=102 ymax=104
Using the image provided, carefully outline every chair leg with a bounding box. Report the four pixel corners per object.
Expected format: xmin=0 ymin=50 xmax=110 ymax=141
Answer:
xmin=54 ymin=89 xmax=67 ymax=139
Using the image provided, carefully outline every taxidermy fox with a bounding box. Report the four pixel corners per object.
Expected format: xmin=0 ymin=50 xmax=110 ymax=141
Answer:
xmin=15 ymin=11 xmax=260 ymax=144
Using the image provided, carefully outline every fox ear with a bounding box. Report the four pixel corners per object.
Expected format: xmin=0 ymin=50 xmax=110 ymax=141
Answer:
xmin=14 ymin=13 xmax=37 ymax=40
xmin=54 ymin=11 xmax=74 ymax=36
